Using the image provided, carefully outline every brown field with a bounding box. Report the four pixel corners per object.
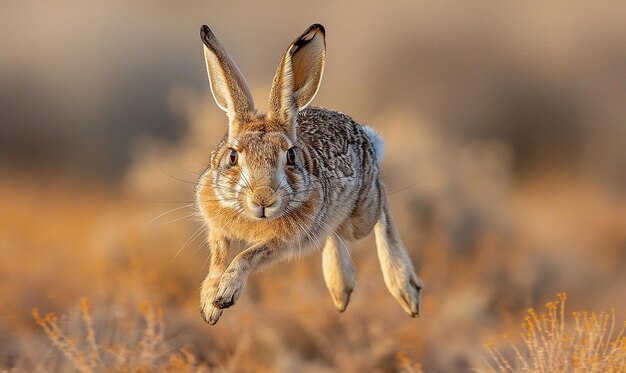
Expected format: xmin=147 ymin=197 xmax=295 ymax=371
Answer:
xmin=1 ymin=1 xmax=625 ymax=372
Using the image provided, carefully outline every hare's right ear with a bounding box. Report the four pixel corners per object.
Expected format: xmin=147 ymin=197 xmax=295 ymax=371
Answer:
xmin=268 ymin=24 xmax=326 ymax=138
xmin=200 ymin=25 xmax=255 ymax=130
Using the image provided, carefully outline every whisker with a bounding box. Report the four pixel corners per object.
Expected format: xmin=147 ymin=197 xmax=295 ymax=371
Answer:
xmin=199 ymin=199 xmax=239 ymax=203
xmin=148 ymin=204 xmax=194 ymax=224
xmin=150 ymin=213 xmax=197 ymax=227
xmin=277 ymin=173 xmax=288 ymax=191
xmin=211 ymin=183 xmax=240 ymax=193
xmin=158 ymin=164 xmax=244 ymax=190
xmin=333 ymin=231 xmax=355 ymax=269
xmin=192 ymin=235 xmax=209 ymax=267
xmin=384 ymin=178 xmax=426 ymax=196
xmin=173 ymin=225 xmax=206 ymax=260
xmin=216 ymin=173 xmax=241 ymax=185
xmin=288 ymin=209 xmax=323 ymax=251
xmin=291 ymin=214 xmax=316 ymax=249
xmin=164 ymin=159 xmax=203 ymax=176
xmin=283 ymin=213 xmax=304 ymax=258
xmin=186 ymin=148 xmax=212 ymax=168
xmin=239 ymin=170 xmax=253 ymax=190
xmin=156 ymin=165 xmax=199 ymax=186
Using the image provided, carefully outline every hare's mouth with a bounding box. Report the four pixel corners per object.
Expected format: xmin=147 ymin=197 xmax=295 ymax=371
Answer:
xmin=245 ymin=202 xmax=282 ymax=220
xmin=251 ymin=206 xmax=269 ymax=219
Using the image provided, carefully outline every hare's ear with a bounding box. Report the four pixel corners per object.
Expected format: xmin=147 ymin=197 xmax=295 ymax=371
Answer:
xmin=268 ymin=24 xmax=325 ymax=136
xmin=200 ymin=25 xmax=255 ymax=126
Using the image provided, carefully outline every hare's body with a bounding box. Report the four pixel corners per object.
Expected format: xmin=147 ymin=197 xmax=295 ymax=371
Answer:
xmin=195 ymin=24 xmax=422 ymax=324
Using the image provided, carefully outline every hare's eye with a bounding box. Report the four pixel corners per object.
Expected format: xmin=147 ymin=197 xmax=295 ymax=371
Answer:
xmin=286 ymin=147 xmax=296 ymax=165
xmin=229 ymin=149 xmax=238 ymax=165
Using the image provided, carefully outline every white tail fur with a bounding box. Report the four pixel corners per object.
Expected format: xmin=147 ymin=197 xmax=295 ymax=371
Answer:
xmin=362 ymin=125 xmax=385 ymax=164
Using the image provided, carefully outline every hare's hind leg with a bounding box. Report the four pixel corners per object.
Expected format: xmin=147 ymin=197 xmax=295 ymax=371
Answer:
xmin=322 ymin=235 xmax=356 ymax=312
xmin=374 ymin=183 xmax=423 ymax=317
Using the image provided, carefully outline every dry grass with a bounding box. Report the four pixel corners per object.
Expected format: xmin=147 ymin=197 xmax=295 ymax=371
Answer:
xmin=31 ymin=298 xmax=206 ymax=373
xmin=26 ymin=293 xmax=626 ymax=372
xmin=484 ymin=293 xmax=626 ymax=373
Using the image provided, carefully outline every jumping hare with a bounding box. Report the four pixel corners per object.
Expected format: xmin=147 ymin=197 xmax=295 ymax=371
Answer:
xmin=196 ymin=24 xmax=423 ymax=324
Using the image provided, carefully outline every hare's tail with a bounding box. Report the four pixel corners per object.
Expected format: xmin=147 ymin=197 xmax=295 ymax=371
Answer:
xmin=362 ymin=125 xmax=385 ymax=164
xmin=373 ymin=182 xmax=422 ymax=317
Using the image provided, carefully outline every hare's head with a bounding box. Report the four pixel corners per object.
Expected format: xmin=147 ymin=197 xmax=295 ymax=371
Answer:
xmin=198 ymin=24 xmax=325 ymax=220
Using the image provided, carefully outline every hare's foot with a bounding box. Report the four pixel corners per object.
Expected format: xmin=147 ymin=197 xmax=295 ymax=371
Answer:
xmin=376 ymin=238 xmax=423 ymax=317
xmin=322 ymin=236 xmax=356 ymax=312
xmin=392 ymin=271 xmax=422 ymax=317
xmin=200 ymin=275 xmax=223 ymax=325
xmin=331 ymin=287 xmax=353 ymax=313
xmin=374 ymin=191 xmax=424 ymax=318
xmin=213 ymin=270 xmax=246 ymax=309
xmin=200 ymin=300 xmax=223 ymax=325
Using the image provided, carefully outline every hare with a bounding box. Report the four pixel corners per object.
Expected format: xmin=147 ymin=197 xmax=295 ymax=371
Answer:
xmin=196 ymin=23 xmax=423 ymax=325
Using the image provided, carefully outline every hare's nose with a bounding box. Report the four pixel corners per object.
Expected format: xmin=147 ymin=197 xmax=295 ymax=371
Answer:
xmin=250 ymin=186 xmax=277 ymax=208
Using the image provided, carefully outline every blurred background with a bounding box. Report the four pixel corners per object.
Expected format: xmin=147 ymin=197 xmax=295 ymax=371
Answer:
xmin=1 ymin=1 xmax=625 ymax=371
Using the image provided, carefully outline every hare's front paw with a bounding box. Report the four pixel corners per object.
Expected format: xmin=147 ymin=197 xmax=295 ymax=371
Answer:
xmin=200 ymin=277 xmax=223 ymax=325
xmin=213 ymin=271 xmax=246 ymax=309
xmin=200 ymin=297 xmax=223 ymax=325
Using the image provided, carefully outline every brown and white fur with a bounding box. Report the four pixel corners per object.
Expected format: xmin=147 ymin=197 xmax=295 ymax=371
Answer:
xmin=196 ymin=24 xmax=422 ymax=324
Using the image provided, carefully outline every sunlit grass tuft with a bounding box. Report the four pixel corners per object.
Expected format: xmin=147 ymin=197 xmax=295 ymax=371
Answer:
xmin=396 ymin=351 xmax=424 ymax=372
xmin=484 ymin=293 xmax=626 ymax=373
xmin=32 ymin=298 xmax=206 ymax=372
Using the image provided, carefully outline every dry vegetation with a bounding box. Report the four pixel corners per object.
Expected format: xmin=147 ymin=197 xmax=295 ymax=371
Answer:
xmin=31 ymin=299 xmax=205 ymax=372
xmin=485 ymin=293 xmax=626 ymax=373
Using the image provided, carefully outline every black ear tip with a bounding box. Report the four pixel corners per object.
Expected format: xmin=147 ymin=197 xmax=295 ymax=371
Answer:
xmin=310 ymin=23 xmax=325 ymax=35
xmin=200 ymin=25 xmax=213 ymax=43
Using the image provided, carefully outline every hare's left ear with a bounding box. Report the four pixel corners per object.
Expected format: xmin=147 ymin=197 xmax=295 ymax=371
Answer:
xmin=268 ymin=24 xmax=326 ymax=137
xmin=201 ymin=25 xmax=255 ymax=132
